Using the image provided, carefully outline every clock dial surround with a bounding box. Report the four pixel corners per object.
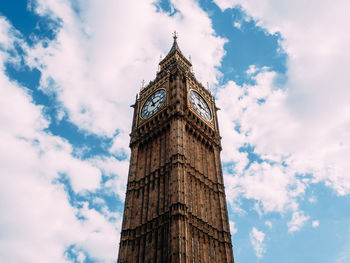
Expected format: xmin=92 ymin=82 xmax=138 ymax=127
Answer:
xmin=141 ymin=89 xmax=166 ymax=119
xmin=189 ymin=90 xmax=212 ymax=121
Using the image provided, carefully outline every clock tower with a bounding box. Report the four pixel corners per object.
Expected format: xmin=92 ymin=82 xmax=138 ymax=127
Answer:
xmin=118 ymin=33 xmax=234 ymax=263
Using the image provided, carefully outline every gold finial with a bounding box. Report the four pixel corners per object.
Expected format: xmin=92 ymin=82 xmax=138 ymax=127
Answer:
xmin=173 ymin=31 xmax=178 ymax=40
xmin=141 ymin=79 xmax=145 ymax=90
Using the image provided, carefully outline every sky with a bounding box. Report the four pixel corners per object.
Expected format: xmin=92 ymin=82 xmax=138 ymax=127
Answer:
xmin=0 ymin=0 xmax=350 ymax=262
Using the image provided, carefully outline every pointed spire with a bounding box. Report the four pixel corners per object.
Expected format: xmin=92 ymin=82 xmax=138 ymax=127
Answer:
xmin=168 ymin=30 xmax=183 ymax=56
xmin=158 ymin=31 xmax=192 ymax=71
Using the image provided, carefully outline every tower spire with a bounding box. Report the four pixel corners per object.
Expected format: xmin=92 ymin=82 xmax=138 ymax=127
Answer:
xmin=159 ymin=31 xmax=192 ymax=71
xmin=168 ymin=30 xmax=182 ymax=55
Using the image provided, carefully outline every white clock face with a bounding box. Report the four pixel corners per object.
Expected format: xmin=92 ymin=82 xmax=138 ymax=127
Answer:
xmin=189 ymin=90 xmax=211 ymax=121
xmin=141 ymin=89 xmax=166 ymax=119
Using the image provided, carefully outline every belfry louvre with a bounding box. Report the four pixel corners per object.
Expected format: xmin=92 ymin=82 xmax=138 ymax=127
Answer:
xmin=118 ymin=33 xmax=234 ymax=263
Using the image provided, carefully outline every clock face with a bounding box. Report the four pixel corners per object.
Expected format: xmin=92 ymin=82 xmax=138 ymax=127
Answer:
xmin=141 ymin=89 xmax=166 ymax=119
xmin=189 ymin=90 xmax=211 ymax=121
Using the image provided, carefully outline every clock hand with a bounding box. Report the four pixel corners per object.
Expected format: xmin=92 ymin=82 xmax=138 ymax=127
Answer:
xmin=151 ymin=98 xmax=160 ymax=107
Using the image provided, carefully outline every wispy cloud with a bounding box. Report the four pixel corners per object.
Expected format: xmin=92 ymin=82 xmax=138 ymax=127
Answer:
xmin=287 ymin=211 xmax=309 ymax=232
xmin=250 ymin=227 xmax=266 ymax=258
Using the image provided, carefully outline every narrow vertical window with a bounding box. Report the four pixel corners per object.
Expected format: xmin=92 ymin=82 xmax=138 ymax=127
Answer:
xmin=204 ymin=188 xmax=208 ymax=221
xmin=144 ymin=145 xmax=148 ymax=176
xmin=208 ymin=191 xmax=212 ymax=224
xmin=157 ymin=176 xmax=160 ymax=215
xmin=213 ymin=243 xmax=216 ymax=263
xmin=198 ymin=240 xmax=201 ymax=263
xmin=190 ymin=178 xmax=193 ymax=212
xmin=164 ymin=132 xmax=167 ymax=165
xmin=160 ymin=226 xmax=164 ymax=263
xmin=159 ymin=135 xmax=162 ymax=167
xmin=188 ymin=137 xmax=190 ymax=164
xmin=140 ymin=145 xmax=148 ymax=224
xmin=149 ymin=141 xmax=153 ymax=174
xmin=136 ymin=238 xmax=140 ymax=263
xmin=194 ymin=181 xmax=198 ymax=215
xmin=192 ymin=139 xmax=195 ymax=168
xmin=208 ymin=239 xmax=211 ymax=263
xmin=205 ymin=148 xmax=209 ymax=178
xmin=154 ymin=229 xmax=158 ymax=263
xmin=201 ymin=145 xmax=205 ymax=175
xmin=192 ymin=237 xmax=195 ymax=263
xmin=163 ymin=172 xmax=166 ymax=211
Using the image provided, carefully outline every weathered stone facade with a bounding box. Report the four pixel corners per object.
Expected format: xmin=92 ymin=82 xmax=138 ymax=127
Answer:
xmin=118 ymin=34 xmax=234 ymax=263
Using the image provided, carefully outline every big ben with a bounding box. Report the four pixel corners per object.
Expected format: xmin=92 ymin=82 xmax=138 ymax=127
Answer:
xmin=118 ymin=33 xmax=234 ymax=263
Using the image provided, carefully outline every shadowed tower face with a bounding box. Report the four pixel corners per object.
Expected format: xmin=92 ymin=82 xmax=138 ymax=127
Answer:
xmin=118 ymin=33 xmax=234 ymax=263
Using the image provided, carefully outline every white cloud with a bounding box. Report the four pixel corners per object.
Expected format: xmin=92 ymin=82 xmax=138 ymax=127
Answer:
xmin=27 ymin=0 xmax=226 ymax=141
xmin=216 ymin=0 xmax=350 ymax=230
xmin=250 ymin=227 xmax=266 ymax=258
xmin=73 ymin=203 xmax=121 ymax=261
xmin=0 ymin=16 xmax=121 ymax=262
xmin=246 ymin=65 xmax=258 ymax=76
xmin=230 ymin=221 xmax=238 ymax=235
xmin=308 ymin=196 xmax=317 ymax=204
xmin=312 ymin=220 xmax=319 ymax=228
xmin=287 ymin=211 xmax=309 ymax=233
xmin=233 ymin=21 xmax=242 ymax=29
xmin=220 ymin=70 xmax=308 ymax=224
xmin=90 ymin=156 xmax=129 ymax=201
xmin=110 ymin=131 xmax=130 ymax=157
xmin=214 ymin=0 xmax=350 ymax=197
xmin=0 ymin=131 xmax=120 ymax=262
xmin=265 ymin=220 xmax=272 ymax=228
xmin=224 ymin=161 xmax=301 ymax=214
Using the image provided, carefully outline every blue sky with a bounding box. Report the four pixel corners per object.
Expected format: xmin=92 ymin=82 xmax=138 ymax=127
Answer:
xmin=1 ymin=0 xmax=350 ymax=262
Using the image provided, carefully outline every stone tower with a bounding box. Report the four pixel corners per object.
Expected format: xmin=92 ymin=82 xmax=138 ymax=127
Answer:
xmin=118 ymin=33 xmax=234 ymax=263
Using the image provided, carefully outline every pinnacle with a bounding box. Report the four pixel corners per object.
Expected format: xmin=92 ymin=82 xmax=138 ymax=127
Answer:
xmin=167 ymin=30 xmax=184 ymax=57
xmin=159 ymin=31 xmax=192 ymax=68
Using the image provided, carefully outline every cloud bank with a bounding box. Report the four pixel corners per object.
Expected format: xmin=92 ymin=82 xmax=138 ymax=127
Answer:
xmin=0 ymin=0 xmax=226 ymax=261
xmin=214 ymin=0 xmax=350 ymax=232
